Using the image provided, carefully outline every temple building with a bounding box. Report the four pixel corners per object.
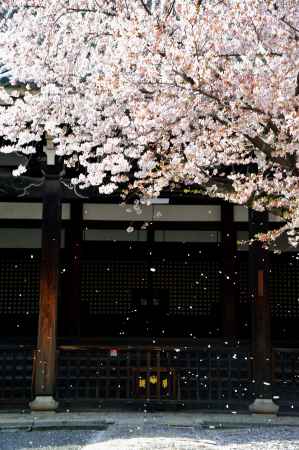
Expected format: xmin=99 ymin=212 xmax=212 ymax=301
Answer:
xmin=0 ymin=148 xmax=298 ymax=414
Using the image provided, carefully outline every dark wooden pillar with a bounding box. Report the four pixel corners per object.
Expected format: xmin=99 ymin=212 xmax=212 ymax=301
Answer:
xmin=248 ymin=209 xmax=278 ymax=414
xmin=64 ymin=202 xmax=83 ymax=337
xmin=30 ymin=171 xmax=61 ymax=411
xmin=221 ymin=203 xmax=237 ymax=338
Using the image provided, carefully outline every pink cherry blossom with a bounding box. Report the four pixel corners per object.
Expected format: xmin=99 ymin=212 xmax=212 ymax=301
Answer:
xmin=0 ymin=0 xmax=298 ymax=243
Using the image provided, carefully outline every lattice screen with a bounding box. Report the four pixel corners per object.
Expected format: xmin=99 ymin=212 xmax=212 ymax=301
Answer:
xmin=237 ymin=254 xmax=299 ymax=318
xmin=0 ymin=253 xmax=40 ymax=314
xmin=269 ymin=257 xmax=299 ymax=318
xmin=81 ymin=260 xmax=148 ymax=314
xmin=57 ymin=345 xmax=251 ymax=405
xmin=152 ymin=259 xmax=221 ymax=316
xmin=81 ymin=257 xmax=221 ymax=316
xmin=0 ymin=347 xmax=33 ymax=400
xmin=273 ymin=349 xmax=299 ymax=401
xmin=238 ymin=259 xmax=250 ymax=305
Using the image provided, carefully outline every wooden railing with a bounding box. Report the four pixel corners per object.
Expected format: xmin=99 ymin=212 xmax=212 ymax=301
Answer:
xmin=56 ymin=343 xmax=252 ymax=408
xmin=2 ymin=343 xmax=299 ymax=409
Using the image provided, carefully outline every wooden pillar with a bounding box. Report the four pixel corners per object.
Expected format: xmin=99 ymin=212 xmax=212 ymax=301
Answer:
xmin=30 ymin=171 xmax=61 ymax=411
xmin=221 ymin=203 xmax=237 ymax=338
xmin=248 ymin=209 xmax=278 ymax=414
xmin=64 ymin=202 xmax=83 ymax=337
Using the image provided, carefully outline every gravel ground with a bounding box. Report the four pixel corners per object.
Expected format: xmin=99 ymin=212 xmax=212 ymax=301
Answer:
xmin=1 ymin=424 xmax=299 ymax=450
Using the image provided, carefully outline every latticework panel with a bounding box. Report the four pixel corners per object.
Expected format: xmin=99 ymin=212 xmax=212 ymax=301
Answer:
xmin=237 ymin=254 xmax=299 ymax=319
xmin=57 ymin=345 xmax=251 ymax=406
xmin=81 ymin=256 xmax=221 ymax=316
xmin=81 ymin=260 xmax=148 ymax=314
xmin=238 ymin=258 xmax=250 ymax=305
xmin=57 ymin=348 xmax=133 ymax=400
xmin=0 ymin=346 xmax=33 ymax=401
xmin=0 ymin=252 xmax=40 ymax=314
xmin=152 ymin=259 xmax=221 ymax=316
xmin=175 ymin=348 xmax=252 ymax=403
xmin=273 ymin=349 xmax=299 ymax=402
xmin=269 ymin=257 xmax=299 ymax=318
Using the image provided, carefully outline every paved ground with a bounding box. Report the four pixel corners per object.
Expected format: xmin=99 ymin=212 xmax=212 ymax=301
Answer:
xmin=1 ymin=424 xmax=299 ymax=450
xmin=1 ymin=412 xmax=299 ymax=449
xmin=2 ymin=411 xmax=299 ymax=429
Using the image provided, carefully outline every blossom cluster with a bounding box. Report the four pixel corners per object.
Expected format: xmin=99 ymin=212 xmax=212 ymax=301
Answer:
xmin=0 ymin=0 xmax=298 ymax=241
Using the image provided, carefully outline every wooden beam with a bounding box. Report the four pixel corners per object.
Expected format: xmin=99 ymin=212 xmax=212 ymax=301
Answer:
xmin=248 ymin=210 xmax=278 ymax=414
xmin=30 ymin=173 xmax=61 ymax=411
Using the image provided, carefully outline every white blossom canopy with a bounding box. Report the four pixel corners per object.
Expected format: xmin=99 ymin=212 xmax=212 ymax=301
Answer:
xmin=0 ymin=0 xmax=298 ymax=243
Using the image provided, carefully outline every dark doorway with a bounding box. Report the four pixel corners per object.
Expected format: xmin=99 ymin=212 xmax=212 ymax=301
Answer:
xmin=131 ymin=288 xmax=169 ymax=336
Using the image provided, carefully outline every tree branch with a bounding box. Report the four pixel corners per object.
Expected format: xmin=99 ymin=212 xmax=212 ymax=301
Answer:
xmin=244 ymin=133 xmax=297 ymax=172
xmin=139 ymin=0 xmax=152 ymax=15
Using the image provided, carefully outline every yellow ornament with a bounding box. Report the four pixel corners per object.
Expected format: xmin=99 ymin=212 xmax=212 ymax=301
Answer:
xmin=138 ymin=378 xmax=146 ymax=389
xmin=149 ymin=375 xmax=158 ymax=385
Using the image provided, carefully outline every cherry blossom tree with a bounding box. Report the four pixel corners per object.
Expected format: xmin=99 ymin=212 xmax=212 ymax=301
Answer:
xmin=0 ymin=0 xmax=298 ymax=243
